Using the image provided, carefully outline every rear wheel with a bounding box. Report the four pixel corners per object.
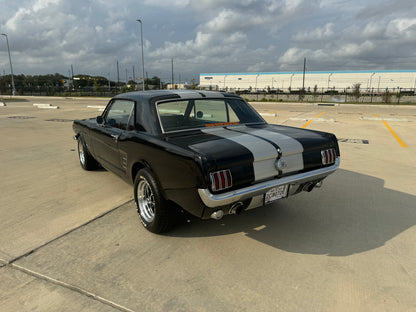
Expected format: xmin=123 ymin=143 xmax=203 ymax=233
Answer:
xmin=134 ymin=168 xmax=177 ymax=233
xmin=77 ymin=137 xmax=99 ymax=170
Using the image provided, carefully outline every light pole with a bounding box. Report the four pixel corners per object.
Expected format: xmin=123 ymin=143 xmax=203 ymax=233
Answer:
xmin=327 ymin=73 xmax=333 ymax=89
xmin=223 ymin=75 xmax=227 ymax=90
xmin=137 ymin=19 xmax=145 ymax=91
xmin=2 ymin=33 xmax=16 ymax=96
xmin=369 ymin=72 xmax=375 ymax=91
xmin=255 ymin=74 xmax=260 ymax=100
xmin=289 ymin=73 xmax=295 ymax=90
xmin=272 ymin=78 xmax=277 ymax=90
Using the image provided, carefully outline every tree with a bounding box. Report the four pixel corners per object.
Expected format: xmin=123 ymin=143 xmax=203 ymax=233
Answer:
xmin=147 ymin=76 xmax=160 ymax=86
xmin=191 ymin=78 xmax=198 ymax=89
xmin=352 ymin=83 xmax=361 ymax=101
xmin=382 ymin=89 xmax=391 ymax=103
xmin=312 ymin=85 xmax=318 ymax=99
xmin=395 ymin=88 xmax=402 ymax=104
xmin=298 ymin=88 xmax=306 ymax=101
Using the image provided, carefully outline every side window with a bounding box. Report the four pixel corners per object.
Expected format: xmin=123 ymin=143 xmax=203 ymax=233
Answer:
xmin=104 ymin=100 xmax=135 ymax=130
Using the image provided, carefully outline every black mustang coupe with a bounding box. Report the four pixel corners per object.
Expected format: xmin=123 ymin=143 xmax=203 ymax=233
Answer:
xmin=73 ymin=90 xmax=340 ymax=233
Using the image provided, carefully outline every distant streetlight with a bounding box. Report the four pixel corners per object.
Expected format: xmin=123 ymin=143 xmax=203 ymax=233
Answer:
xmin=289 ymin=73 xmax=295 ymax=90
xmin=255 ymin=74 xmax=259 ymax=91
xmin=369 ymin=72 xmax=375 ymax=91
xmin=223 ymin=75 xmax=227 ymax=89
xmin=327 ymin=73 xmax=333 ymax=89
xmin=272 ymin=78 xmax=277 ymax=90
xmin=137 ymin=19 xmax=145 ymax=91
xmin=2 ymin=33 xmax=16 ymax=96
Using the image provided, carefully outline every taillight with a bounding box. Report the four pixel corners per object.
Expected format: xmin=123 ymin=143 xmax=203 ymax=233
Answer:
xmin=321 ymin=148 xmax=337 ymax=165
xmin=210 ymin=169 xmax=232 ymax=192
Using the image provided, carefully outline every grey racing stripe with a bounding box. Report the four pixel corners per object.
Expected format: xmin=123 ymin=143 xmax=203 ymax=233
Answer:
xmin=202 ymin=128 xmax=279 ymax=181
xmin=230 ymin=126 xmax=304 ymax=173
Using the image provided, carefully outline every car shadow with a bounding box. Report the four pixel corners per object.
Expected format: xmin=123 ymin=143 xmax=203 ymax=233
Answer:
xmin=168 ymin=169 xmax=416 ymax=257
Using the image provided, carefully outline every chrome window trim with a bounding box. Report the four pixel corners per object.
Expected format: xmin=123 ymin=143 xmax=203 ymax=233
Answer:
xmin=154 ymin=98 xmax=266 ymax=134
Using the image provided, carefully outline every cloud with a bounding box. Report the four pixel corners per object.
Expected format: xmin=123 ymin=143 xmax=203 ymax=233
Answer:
xmin=142 ymin=0 xmax=190 ymax=7
xmin=293 ymin=23 xmax=335 ymax=42
xmin=1 ymin=0 xmax=415 ymax=80
xmin=386 ymin=18 xmax=416 ymax=40
xmin=356 ymin=0 xmax=416 ymax=20
xmin=1 ymin=0 xmax=136 ymax=75
xmin=277 ymin=0 xmax=416 ymax=72
xmin=203 ymin=9 xmax=246 ymax=33
xmin=334 ymin=41 xmax=375 ymax=58
xmin=149 ymin=30 xmax=249 ymax=75
xmin=147 ymin=0 xmax=319 ymax=77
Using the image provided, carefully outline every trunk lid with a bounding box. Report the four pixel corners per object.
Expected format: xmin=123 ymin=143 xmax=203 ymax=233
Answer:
xmin=165 ymin=124 xmax=339 ymax=189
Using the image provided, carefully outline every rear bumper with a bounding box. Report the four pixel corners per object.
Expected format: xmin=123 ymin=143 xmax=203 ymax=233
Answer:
xmin=198 ymin=157 xmax=340 ymax=208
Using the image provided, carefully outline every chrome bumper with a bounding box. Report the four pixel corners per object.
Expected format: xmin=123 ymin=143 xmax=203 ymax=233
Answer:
xmin=198 ymin=157 xmax=340 ymax=208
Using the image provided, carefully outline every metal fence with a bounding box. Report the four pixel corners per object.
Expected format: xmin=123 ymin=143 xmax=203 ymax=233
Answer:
xmin=1 ymin=85 xmax=416 ymax=104
xmin=236 ymin=87 xmax=416 ymax=104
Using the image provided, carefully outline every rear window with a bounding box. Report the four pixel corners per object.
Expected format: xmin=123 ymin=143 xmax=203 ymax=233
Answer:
xmin=157 ymin=98 xmax=264 ymax=132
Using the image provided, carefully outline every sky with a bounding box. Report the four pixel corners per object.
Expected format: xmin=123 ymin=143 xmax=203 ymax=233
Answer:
xmin=1 ymin=0 xmax=416 ymax=83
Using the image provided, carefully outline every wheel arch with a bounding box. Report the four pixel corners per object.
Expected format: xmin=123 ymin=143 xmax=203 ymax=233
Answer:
xmin=131 ymin=160 xmax=153 ymax=183
xmin=132 ymin=160 xmax=175 ymax=204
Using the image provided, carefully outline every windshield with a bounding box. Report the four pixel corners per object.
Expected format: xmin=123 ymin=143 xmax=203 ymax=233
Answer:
xmin=157 ymin=98 xmax=264 ymax=132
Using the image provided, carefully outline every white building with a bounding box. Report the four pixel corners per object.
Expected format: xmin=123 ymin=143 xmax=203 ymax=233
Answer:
xmin=200 ymin=70 xmax=416 ymax=92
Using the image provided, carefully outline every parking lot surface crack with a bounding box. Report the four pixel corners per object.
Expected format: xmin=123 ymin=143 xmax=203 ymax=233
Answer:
xmin=8 ymin=263 xmax=135 ymax=312
xmin=8 ymin=199 xmax=134 ymax=265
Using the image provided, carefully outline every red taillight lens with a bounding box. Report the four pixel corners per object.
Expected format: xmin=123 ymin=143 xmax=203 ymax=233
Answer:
xmin=210 ymin=169 xmax=232 ymax=192
xmin=321 ymin=148 xmax=337 ymax=165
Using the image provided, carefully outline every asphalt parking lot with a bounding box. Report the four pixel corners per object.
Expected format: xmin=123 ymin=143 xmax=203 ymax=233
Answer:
xmin=1 ymin=96 xmax=415 ymax=311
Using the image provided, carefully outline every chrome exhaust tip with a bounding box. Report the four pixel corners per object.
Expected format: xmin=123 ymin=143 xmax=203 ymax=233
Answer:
xmin=229 ymin=202 xmax=244 ymax=215
xmin=315 ymin=181 xmax=323 ymax=188
xmin=303 ymin=181 xmax=323 ymax=192
xmin=210 ymin=210 xmax=224 ymax=220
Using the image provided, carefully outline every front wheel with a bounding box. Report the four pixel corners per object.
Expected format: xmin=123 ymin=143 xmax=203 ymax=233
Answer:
xmin=134 ymin=168 xmax=177 ymax=233
xmin=77 ymin=137 xmax=99 ymax=171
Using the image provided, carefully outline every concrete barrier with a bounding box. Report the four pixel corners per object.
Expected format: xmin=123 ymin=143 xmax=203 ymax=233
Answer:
xmin=87 ymin=105 xmax=105 ymax=112
xmin=87 ymin=105 xmax=106 ymax=109
xmin=260 ymin=112 xmax=277 ymax=117
xmin=33 ymin=103 xmax=60 ymax=109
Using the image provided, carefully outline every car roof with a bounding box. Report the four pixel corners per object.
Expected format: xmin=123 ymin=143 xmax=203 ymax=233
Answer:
xmin=113 ymin=90 xmax=241 ymax=102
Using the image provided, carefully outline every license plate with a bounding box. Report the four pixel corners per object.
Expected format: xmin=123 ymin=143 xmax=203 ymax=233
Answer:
xmin=264 ymin=185 xmax=289 ymax=205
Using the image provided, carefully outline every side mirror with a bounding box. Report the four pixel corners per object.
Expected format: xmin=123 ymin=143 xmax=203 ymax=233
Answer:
xmin=107 ymin=118 xmax=116 ymax=127
xmin=96 ymin=116 xmax=103 ymax=124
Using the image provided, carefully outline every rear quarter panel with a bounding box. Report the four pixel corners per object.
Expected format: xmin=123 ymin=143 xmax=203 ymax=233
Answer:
xmin=121 ymin=133 xmax=208 ymax=217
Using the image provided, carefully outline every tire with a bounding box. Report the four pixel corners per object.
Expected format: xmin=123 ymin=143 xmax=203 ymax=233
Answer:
xmin=77 ymin=137 xmax=99 ymax=171
xmin=134 ymin=168 xmax=177 ymax=233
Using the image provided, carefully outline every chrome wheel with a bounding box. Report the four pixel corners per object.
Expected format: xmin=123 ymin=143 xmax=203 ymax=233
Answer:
xmin=136 ymin=177 xmax=155 ymax=223
xmin=78 ymin=140 xmax=86 ymax=166
xmin=76 ymin=136 xmax=99 ymax=171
